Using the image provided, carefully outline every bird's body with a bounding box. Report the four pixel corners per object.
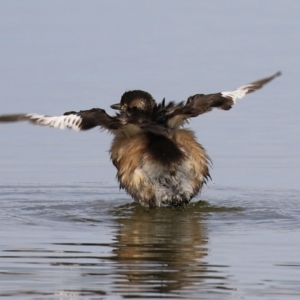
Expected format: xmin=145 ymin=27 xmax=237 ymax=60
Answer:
xmin=110 ymin=129 xmax=210 ymax=207
xmin=0 ymin=72 xmax=281 ymax=207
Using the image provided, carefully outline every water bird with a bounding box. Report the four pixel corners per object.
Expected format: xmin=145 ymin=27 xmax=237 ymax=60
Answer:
xmin=0 ymin=72 xmax=281 ymax=207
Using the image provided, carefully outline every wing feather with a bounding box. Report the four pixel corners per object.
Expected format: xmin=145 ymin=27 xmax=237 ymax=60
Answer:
xmin=161 ymin=71 xmax=281 ymax=128
xmin=0 ymin=72 xmax=281 ymax=133
xmin=221 ymin=71 xmax=282 ymax=103
xmin=0 ymin=108 xmax=121 ymax=132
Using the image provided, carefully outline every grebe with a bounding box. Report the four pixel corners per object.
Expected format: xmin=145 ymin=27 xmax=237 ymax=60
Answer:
xmin=0 ymin=72 xmax=281 ymax=207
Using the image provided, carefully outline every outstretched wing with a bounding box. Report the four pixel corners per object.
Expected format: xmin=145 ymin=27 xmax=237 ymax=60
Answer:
xmin=0 ymin=108 xmax=121 ymax=131
xmin=163 ymin=71 xmax=281 ymax=128
xmin=187 ymin=71 xmax=281 ymax=115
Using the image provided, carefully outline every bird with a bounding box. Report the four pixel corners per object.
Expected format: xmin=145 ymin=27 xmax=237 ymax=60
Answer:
xmin=0 ymin=71 xmax=281 ymax=207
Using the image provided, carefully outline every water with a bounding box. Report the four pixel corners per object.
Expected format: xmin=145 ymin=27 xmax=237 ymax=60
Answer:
xmin=1 ymin=183 xmax=300 ymax=299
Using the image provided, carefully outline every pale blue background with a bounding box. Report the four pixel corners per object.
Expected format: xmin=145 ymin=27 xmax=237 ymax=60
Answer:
xmin=0 ymin=1 xmax=299 ymax=190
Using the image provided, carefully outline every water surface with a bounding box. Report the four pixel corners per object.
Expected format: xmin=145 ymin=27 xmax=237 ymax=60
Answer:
xmin=1 ymin=183 xmax=300 ymax=299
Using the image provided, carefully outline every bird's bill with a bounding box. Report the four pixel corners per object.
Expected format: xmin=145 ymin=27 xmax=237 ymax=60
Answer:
xmin=110 ymin=103 xmax=122 ymax=110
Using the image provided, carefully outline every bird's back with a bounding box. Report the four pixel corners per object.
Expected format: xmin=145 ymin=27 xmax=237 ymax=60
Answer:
xmin=110 ymin=129 xmax=210 ymax=207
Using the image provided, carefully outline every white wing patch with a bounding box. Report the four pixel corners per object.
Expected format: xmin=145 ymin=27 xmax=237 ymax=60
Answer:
xmin=221 ymin=84 xmax=253 ymax=103
xmin=26 ymin=114 xmax=82 ymax=131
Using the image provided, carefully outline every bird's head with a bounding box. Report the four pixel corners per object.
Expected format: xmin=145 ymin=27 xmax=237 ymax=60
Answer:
xmin=111 ymin=90 xmax=156 ymax=114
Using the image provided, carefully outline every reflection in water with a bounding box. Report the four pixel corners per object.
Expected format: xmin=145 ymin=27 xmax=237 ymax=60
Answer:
xmin=0 ymin=187 xmax=235 ymax=298
xmin=109 ymin=201 xmax=227 ymax=295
